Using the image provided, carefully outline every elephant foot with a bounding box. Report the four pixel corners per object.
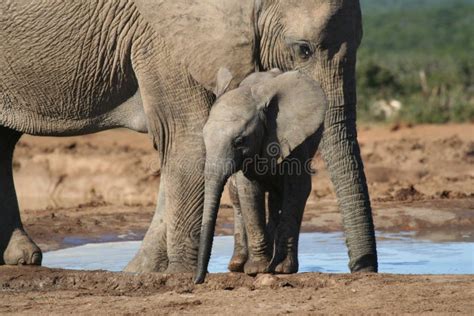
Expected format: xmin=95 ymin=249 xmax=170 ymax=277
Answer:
xmin=243 ymin=257 xmax=271 ymax=276
xmin=124 ymin=249 xmax=168 ymax=273
xmin=165 ymin=262 xmax=195 ymax=274
xmin=350 ymin=254 xmax=378 ymax=273
xmin=2 ymin=229 xmax=42 ymax=266
xmin=273 ymin=254 xmax=298 ymax=274
xmin=228 ymin=253 xmax=247 ymax=272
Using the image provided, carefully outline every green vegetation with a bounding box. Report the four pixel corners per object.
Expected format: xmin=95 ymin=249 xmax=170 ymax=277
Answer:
xmin=357 ymin=0 xmax=474 ymax=123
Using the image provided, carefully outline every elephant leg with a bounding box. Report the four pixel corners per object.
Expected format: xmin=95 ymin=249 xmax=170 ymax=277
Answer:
xmin=126 ymin=145 xmax=206 ymax=274
xmin=266 ymin=187 xmax=283 ymax=257
xmin=227 ymin=174 xmax=248 ymax=272
xmin=124 ymin=178 xmax=168 ymax=272
xmin=0 ymin=126 xmax=42 ymax=266
xmin=271 ymin=173 xmax=311 ymax=274
xmin=235 ymin=173 xmax=271 ymax=275
xmin=163 ymin=146 xmax=207 ymax=273
xmin=131 ymin=38 xmax=212 ymax=273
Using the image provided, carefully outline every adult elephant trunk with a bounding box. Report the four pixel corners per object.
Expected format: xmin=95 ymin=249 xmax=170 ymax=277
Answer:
xmin=317 ymin=56 xmax=378 ymax=272
xmin=195 ymin=162 xmax=230 ymax=284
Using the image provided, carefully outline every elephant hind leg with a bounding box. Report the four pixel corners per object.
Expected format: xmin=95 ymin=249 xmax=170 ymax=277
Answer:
xmin=227 ymin=175 xmax=248 ymax=272
xmin=0 ymin=126 xmax=42 ymax=266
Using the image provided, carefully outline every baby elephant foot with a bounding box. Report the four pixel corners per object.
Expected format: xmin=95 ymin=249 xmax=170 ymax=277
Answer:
xmin=228 ymin=253 xmax=247 ymax=272
xmin=3 ymin=229 xmax=42 ymax=265
xmin=244 ymin=257 xmax=271 ymax=276
xmin=273 ymin=254 xmax=298 ymax=274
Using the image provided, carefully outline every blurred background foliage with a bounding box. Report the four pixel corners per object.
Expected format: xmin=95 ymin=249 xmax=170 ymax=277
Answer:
xmin=357 ymin=0 xmax=474 ymax=123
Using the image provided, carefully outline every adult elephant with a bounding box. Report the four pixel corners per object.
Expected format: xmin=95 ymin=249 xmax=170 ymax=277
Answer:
xmin=0 ymin=0 xmax=377 ymax=273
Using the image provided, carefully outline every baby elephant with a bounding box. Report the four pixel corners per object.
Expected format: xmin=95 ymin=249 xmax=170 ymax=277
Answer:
xmin=194 ymin=68 xmax=327 ymax=284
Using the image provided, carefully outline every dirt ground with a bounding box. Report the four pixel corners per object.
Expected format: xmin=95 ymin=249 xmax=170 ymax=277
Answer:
xmin=1 ymin=123 xmax=473 ymax=314
xmin=1 ymin=267 xmax=473 ymax=315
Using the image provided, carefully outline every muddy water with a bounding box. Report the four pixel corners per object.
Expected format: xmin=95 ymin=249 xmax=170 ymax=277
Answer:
xmin=43 ymin=232 xmax=474 ymax=274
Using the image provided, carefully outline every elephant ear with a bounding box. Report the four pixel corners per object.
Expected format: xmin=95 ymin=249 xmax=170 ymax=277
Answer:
xmin=252 ymin=71 xmax=328 ymax=160
xmin=214 ymin=68 xmax=234 ymax=98
xmin=240 ymin=68 xmax=282 ymax=88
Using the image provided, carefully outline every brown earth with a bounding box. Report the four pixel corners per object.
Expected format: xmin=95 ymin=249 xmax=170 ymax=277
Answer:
xmin=1 ymin=267 xmax=473 ymax=315
xmin=2 ymin=123 xmax=473 ymax=314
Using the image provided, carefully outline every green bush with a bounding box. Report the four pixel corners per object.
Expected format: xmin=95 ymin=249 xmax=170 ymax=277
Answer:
xmin=357 ymin=0 xmax=474 ymax=123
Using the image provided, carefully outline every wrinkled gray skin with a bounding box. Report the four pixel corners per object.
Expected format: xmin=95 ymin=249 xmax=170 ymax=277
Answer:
xmin=0 ymin=0 xmax=376 ymax=274
xmin=195 ymin=69 xmax=327 ymax=282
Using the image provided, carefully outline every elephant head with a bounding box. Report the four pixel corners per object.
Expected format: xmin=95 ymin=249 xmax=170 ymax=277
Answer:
xmin=194 ymin=69 xmax=327 ymax=283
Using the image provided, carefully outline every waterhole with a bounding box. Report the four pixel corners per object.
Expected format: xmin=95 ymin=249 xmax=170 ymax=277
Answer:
xmin=43 ymin=232 xmax=474 ymax=274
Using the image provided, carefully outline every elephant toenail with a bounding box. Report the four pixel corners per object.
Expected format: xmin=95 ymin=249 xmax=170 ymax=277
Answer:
xmin=17 ymin=258 xmax=25 ymax=265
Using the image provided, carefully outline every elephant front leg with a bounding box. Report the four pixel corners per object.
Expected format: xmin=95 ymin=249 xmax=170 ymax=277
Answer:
xmin=271 ymin=173 xmax=311 ymax=274
xmin=235 ymin=173 xmax=271 ymax=275
xmin=124 ymin=179 xmax=168 ymax=272
xmin=227 ymin=175 xmax=248 ymax=272
xmin=162 ymin=142 xmax=208 ymax=273
xmin=0 ymin=127 xmax=42 ymax=266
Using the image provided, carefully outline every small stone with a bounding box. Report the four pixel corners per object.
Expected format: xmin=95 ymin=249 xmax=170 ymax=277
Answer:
xmin=253 ymin=274 xmax=278 ymax=288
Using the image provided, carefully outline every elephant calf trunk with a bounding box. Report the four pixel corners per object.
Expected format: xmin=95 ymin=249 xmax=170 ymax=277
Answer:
xmin=194 ymin=221 xmax=216 ymax=284
xmin=194 ymin=175 xmax=227 ymax=284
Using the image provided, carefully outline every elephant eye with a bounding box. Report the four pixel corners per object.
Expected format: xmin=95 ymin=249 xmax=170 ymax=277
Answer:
xmin=298 ymin=43 xmax=313 ymax=60
xmin=233 ymin=136 xmax=245 ymax=148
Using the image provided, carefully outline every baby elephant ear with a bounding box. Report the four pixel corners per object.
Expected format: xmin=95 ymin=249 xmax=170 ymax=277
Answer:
xmin=254 ymin=71 xmax=328 ymax=160
xmin=214 ymin=68 xmax=234 ymax=98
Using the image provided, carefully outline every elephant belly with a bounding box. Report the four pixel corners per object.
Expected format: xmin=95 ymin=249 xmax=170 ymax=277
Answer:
xmin=0 ymin=88 xmax=148 ymax=137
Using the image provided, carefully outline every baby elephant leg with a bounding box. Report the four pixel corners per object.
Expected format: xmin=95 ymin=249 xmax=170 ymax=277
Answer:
xmin=227 ymin=175 xmax=248 ymax=272
xmin=272 ymin=173 xmax=311 ymax=274
xmin=0 ymin=126 xmax=42 ymax=265
xmin=235 ymin=173 xmax=271 ymax=275
xmin=266 ymin=187 xmax=283 ymax=255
